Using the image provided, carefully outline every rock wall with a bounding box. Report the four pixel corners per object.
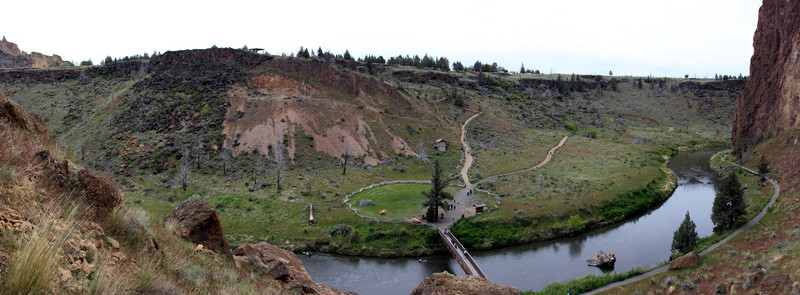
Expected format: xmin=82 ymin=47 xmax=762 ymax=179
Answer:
xmin=0 ymin=60 xmax=147 ymax=84
xmin=732 ymin=1 xmax=800 ymax=153
xmin=0 ymin=36 xmax=63 ymax=68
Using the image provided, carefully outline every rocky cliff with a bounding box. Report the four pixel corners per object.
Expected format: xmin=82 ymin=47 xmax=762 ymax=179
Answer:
xmin=732 ymin=1 xmax=800 ymax=154
xmin=0 ymin=36 xmax=63 ymax=68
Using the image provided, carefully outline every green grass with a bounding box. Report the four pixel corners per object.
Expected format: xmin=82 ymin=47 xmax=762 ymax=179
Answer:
xmin=524 ymin=267 xmax=647 ymax=295
xmin=347 ymin=183 xmax=461 ymax=222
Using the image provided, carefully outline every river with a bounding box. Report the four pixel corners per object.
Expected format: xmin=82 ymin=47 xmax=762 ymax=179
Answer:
xmin=299 ymin=149 xmax=721 ymax=294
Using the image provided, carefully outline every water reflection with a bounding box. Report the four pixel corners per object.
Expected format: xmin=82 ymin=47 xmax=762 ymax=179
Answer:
xmin=300 ymin=149 xmax=722 ymax=294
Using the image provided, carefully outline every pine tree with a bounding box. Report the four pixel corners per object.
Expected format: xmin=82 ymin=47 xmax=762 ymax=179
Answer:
xmin=671 ymin=211 xmax=698 ymax=254
xmin=344 ymin=50 xmax=352 ymax=61
xmin=758 ymin=155 xmax=770 ymax=182
xmin=423 ymin=159 xmax=452 ymax=222
xmin=711 ymin=171 xmax=746 ymax=233
xmin=520 ymin=63 xmax=526 ymax=74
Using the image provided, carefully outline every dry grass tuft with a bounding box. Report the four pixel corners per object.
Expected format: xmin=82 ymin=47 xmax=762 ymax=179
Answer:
xmin=1 ymin=209 xmax=74 ymax=295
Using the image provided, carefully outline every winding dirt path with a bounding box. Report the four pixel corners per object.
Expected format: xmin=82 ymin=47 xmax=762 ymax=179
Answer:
xmin=473 ymin=135 xmax=569 ymax=186
xmin=459 ymin=112 xmax=483 ymax=187
xmin=586 ymin=162 xmax=781 ymax=294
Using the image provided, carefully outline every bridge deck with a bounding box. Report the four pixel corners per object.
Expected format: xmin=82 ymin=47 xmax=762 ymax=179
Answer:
xmin=437 ymin=228 xmax=486 ymax=279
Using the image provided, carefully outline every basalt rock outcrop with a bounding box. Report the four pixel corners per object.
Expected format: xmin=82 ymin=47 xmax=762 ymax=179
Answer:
xmin=164 ymin=195 xmax=233 ymax=259
xmin=732 ymin=1 xmax=800 ymax=153
xmin=233 ymin=242 xmax=354 ymax=294
xmin=411 ymin=271 xmax=519 ymax=295
xmin=0 ymin=36 xmax=63 ymax=68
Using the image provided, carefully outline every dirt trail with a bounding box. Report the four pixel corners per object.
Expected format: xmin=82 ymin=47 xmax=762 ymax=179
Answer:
xmin=586 ymin=162 xmax=781 ymax=294
xmin=435 ymin=123 xmax=567 ymax=228
xmin=459 ymin=112 xmax=483 ymax=187
xmin=473 ymin=135 xmax=569 ymax=186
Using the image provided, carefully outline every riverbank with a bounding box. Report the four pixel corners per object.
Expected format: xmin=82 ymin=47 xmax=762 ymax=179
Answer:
xmin=450 ymin=143 xmax=680 ymax=251
xmin=525 ymin=148 xmax=775 ymax=294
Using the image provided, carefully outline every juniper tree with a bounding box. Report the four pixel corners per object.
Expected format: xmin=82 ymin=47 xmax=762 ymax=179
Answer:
xmin=671 ymin=211 xmax=698 ymax=254
xmin=423 ymin=159 xmax=452 ymax=222
xmin=711 ymin=171 xmax=746 ymax=233
xmin=758 ymin=155 xmax=770 ymax=182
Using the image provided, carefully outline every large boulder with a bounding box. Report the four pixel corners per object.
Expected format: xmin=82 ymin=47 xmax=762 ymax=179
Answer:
xmin=411 ymin=271 xmax=519 ymax=295
xmin=76 ymin=169 xmax=123 ymax=218
xmin=669 ymin=252 xmax=699 ymax=270
xmin=164 ymin=195 xmax=232 ymax=259
xmin=0 ymin=88 xmax=47 ymax=136
xmin=587 ymin=250 xmax=616 ymax=268
xmin=233 ymin=242 xmax=353 ymax=294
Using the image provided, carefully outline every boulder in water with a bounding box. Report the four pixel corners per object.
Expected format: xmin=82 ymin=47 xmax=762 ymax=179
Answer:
xmin=587 ymin=250 xmax=616 ymax=267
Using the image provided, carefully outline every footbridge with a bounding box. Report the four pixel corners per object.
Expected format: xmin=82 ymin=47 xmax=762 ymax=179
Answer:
xmin=437 ymin=228 xmax=487 ymax=279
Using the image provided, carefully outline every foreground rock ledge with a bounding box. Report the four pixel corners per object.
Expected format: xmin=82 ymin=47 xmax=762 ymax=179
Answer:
xmin=233 ymin=242 xmax=354 ymax=295
xmin=411 ymin=271 xmax=519 ymax=295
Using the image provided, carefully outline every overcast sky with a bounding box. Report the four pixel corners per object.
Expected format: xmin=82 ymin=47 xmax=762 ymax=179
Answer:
xmin=1 ymin=0 xmax=761 ymax=77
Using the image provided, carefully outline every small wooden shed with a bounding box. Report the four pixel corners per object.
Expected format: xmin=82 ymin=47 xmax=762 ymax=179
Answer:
xmin=432 ymin=139 xmax=448 ymax=151
xmin=474 ymin=203 xmax=487 ymax=214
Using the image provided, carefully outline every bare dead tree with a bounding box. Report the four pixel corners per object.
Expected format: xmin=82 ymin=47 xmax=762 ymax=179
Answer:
xmin=537 ymin=172 xmax=545 ymax=188
xmin=180 ymin=145 xmax=190 ymax=191
xmin=220 ymin=148 xmax=230 ymax=176
xmin=254 ymin=152 xmax=263 ymax=191
xmin=416 ymin=141 xmax=429 ymax=162
xmin=274 ymin=141 xmax=286 ymax=191
xmin=341 ymin=137 xmax=351 ymax=176
xmin=195 ymin=140 xmax=204 ymax=170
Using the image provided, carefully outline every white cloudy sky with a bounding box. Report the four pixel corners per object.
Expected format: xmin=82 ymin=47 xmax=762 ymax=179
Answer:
xmin=1 ymin=0 xmax=761 ymax=77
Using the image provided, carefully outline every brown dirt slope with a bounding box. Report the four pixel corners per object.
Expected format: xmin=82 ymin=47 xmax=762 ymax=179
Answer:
xmin=223 ymin=57 xmax=458 ymax=165
xmin=732 ymin=1 xmax=800 ymax=153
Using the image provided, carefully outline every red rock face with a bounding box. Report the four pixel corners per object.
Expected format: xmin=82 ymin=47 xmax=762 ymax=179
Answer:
xmin=0 ymin=36 xmax=63 ymax=68
xmin=732 ymin=1 xmax=800 ymax=153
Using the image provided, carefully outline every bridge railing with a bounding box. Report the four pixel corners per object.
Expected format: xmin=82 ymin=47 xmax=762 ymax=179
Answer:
xmin=437 ymin=228 xmax=487 ymax=279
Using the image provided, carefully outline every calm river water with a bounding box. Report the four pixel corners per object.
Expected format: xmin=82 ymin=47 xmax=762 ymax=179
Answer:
xmin=299 ymin=149 xmax=721 ymax=294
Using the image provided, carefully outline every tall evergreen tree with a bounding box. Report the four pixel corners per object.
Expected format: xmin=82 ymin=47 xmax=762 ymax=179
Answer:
xmin=671 ymin=211 xmax=698 ymax=254
xmin=344 ymin=49 xmax=352 ymax=61
xmin=758 ymin=155 xmax=770 ymax=182
xmin=520 ymin=63 xmax=526 ymax=74
xmin=423 ymin=159 xmax=452 ymax=222
xmin=711 ymin=171 xmax=746 ymax=233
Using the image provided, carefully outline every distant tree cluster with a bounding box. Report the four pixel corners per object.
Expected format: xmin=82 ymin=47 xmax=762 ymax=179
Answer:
xmin=386 ymin=54 xmax=450 ymax=71
xmin=519 ymin=63 xmax=540 ymax=74
xmin=713 ymin=74 xmax=746 ymax=80
xmin=99 ymin=52 xmax=159 ymax=66
xmin=472 ymin=61 xmax=501 ymax=73
xmin=555 ymin=74 xmax=584 ymax=93
xmin=289 ymin=45 xmax=519 ymax=75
